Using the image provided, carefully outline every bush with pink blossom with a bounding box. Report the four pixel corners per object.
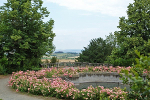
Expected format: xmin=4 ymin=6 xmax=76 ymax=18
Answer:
xmin=9 ymin=66 xmax=129 ymax=100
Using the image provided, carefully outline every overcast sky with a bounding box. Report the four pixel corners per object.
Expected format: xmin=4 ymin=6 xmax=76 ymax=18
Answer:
xmin=0 ymin=0 xmax=134 ymax=50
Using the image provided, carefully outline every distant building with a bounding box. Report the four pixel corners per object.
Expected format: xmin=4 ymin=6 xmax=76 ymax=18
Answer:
xmin=55 ymin=51 xmax=64 ymax=53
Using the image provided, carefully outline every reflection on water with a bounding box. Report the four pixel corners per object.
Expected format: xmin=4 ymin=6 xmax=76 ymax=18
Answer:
xmin=63 ymin=73 xmax=130 ymax=91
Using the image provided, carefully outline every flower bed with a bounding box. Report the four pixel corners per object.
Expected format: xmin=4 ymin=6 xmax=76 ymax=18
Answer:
xmin=9 ymin=66 xmax=131 ymax=100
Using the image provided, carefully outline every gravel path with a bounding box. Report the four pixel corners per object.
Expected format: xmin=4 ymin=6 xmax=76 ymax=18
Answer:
xmin=0 ymin=76 xmax=44 ymax=100
xmin=0 ymin=76 xmax=61 ymax=100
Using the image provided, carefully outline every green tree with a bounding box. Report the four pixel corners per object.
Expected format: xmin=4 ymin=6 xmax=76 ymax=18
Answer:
xmin=0 ymin=0 xmax=55 ymax=73
xmin=77 ymin=35 xmax=115 ymax=63
xmin=109 ymin=0 xmax=150 ymax=66
xmin=50 ymin=56 xmax=59 ymax=63
xmin=105 ymin=33 xmax=117 ymax=48
xmin=121 ymin=50 xmax=150 ymax=99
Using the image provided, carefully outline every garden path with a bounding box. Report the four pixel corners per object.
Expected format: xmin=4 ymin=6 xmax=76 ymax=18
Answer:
xmin=0 ymin=76 xmax=60 ymax=100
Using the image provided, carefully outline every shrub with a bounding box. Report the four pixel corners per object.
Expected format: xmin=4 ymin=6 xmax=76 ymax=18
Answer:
xmin=0 ymin=64 xmax=6 ymax=75
xmin=9 ymin=67 xmax=128 ymax=100
xmin=50 ymin=57 xmax=59 ymax=63
xmin=121 ymin=50 xmax=150 ymax=100
xmin=0 ymin=56 xmax=7 ymax=75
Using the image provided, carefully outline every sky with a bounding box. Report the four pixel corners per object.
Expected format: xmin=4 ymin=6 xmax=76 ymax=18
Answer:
xmin=0 ymin=0 xmax=134 ymax=51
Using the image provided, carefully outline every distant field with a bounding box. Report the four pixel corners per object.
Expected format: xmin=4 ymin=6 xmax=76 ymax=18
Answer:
xmin=41 ymin=53 xmax=79 ymax=63
xmin=51 ymin=53 xmax=79 ymax=59
xmin=41 ymin=59 xmax=75 ymax=63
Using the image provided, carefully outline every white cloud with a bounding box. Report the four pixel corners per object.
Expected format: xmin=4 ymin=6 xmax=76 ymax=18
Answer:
xmin=46 ymin=0 xmax=134 ymax=17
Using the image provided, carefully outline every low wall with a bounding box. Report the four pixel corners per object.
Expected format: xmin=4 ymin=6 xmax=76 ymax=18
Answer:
xmin=60 ymin=72 xmax=130 ymax=91
xmin=41 ymin=62 xmax=112 ymax=68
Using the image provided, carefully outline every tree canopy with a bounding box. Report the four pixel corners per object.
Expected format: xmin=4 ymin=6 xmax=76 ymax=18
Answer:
xmin=0 ymin=0 xmax=55 ymax=73
xmin=77 ymin=33 xmax=116 ymax=63
xmin=109 ymin=0 xmax=150 ymax=66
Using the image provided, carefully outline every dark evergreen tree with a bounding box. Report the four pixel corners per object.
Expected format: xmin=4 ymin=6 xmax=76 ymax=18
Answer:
xmin=77 ymin=35 xmax=115 ymax=63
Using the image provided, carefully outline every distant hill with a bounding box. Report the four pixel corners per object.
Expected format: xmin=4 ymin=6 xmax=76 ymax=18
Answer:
xmin=55 ymin=51 xmax=64 ymax=53
xmin=55 ymin=49 xmax=81 ymax=53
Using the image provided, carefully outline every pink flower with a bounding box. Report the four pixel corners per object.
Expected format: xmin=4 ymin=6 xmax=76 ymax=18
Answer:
xmin=16 ymin=89 xmax=19 ymax=92
xmin=64 ymin=73 xmax=68 ymax=76
xmin=66 ymin=94 xmax=68 ymax=97
xmin=107 ymin=91 xmax=111 ymax=95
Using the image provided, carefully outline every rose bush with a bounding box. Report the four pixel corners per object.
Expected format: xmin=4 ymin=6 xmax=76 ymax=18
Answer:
xmin=9 ymin=66 xmax=133 ymax=100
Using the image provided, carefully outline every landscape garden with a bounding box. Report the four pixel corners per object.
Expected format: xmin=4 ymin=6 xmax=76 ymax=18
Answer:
xmin=0 ymin=0 xmax=150 ymax=100
xmin=8 ymin=51 xmax=150 ymax=100
xmin=9 ymin=66 xmax=130 ymax=100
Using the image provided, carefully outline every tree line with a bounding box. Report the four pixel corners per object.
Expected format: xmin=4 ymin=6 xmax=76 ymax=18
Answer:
xmin=77 ymin=0 xmax=150 ymax=67
xmin=1 ymin=0 xmax=150 ymax=74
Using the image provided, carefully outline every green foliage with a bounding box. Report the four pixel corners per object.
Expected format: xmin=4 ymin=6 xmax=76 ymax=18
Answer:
xmin=0 ymin=0 xmax=55 ymax=73
xmin=31 ymin=67 xmax=42 ymax=71
xmin=0 ymin=65 xmax=6 ymax=75
xmin=0 ymin=56 xmax=8 ymax=75
xmin=46 ymin=69 xmax=57 ymax=78
xmin=77 ymin=33 xmax=116 ymax=63
xmin=50 ymin=56 xmax=59 ymax=63
xmin=121 ymin=50 xmax=150 ymax=100
xmin=109 ymin=0 xmax=150 ymax=66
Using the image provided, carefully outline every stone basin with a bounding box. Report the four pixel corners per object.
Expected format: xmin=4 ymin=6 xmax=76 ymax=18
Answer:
xmin=61 ymin=72 xmax=130 ymax=90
